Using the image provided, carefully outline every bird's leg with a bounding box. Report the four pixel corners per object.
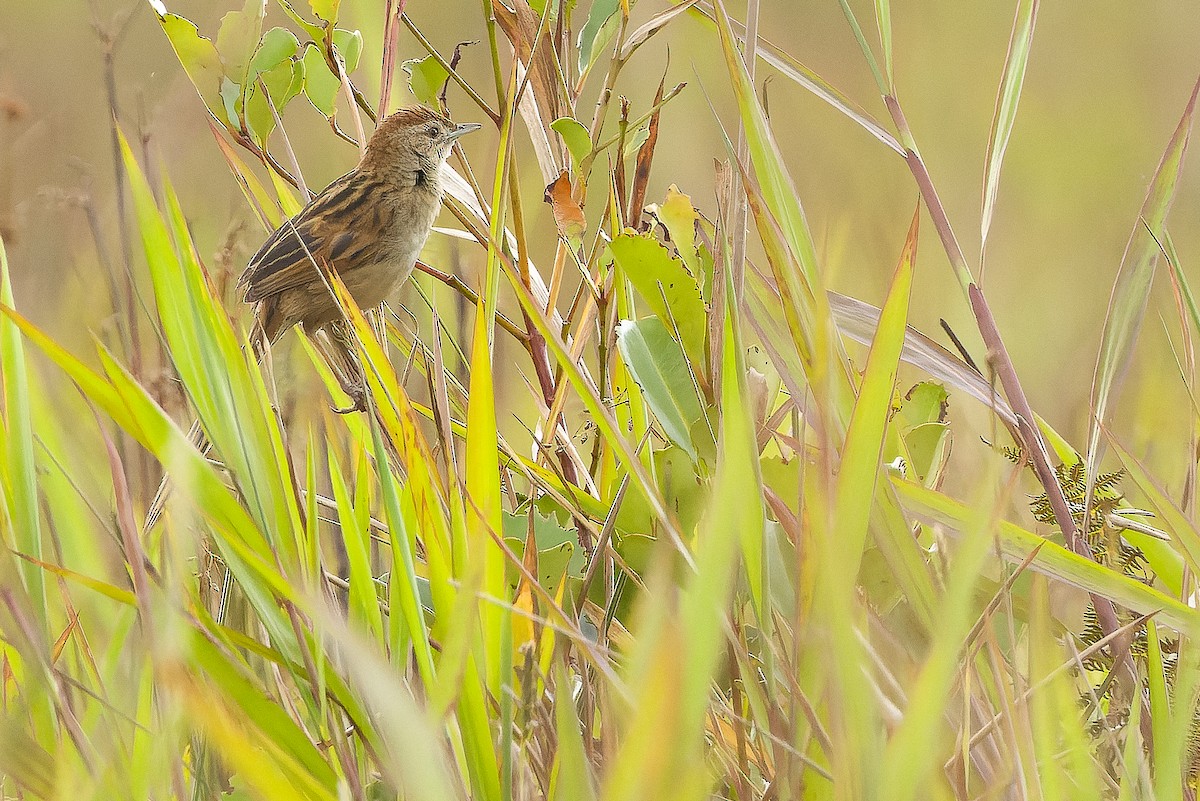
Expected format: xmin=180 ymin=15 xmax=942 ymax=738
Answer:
xmin=317 ymin=321 xmax=369 ymax=414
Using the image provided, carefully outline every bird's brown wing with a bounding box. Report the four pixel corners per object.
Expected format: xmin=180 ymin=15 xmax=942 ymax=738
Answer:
xmin=239 ymin=168 xmax=389 ymax=302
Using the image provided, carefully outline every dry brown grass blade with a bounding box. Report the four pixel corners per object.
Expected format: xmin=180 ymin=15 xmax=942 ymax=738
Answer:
xmin=491 ymin=0 xmax=564 ymax=150
xmin=627 ymin=69 xmax=667 ymax=228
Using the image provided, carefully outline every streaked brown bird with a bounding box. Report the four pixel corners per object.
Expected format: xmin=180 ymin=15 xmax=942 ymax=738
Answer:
xmin=242 ymin=105 xmax=480 ymax=410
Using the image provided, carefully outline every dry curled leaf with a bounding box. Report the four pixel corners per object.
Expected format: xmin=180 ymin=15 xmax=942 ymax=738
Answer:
xmin=544 ymin=170 xmax=585 ymax=243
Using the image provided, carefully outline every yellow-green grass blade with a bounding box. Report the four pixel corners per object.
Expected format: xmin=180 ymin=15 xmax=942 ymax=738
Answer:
xmin=329 ymin=278 xmax=501 ymax=801
xmin=1028 ymin=575 xmax=1105 ymax=800
xmin=327 ymin=444 xmax=385 ymax=642
xmin=832 ymin=208 xmax=917 ymax=591
xmin=712 ymin=0 xmax=823 ymax=294
xmin=892 ymin=476 xmax=1200 ymax=636
xmin=551 ymin=664 xmax=598 ymax=801
xmin=187 ymin=630 xmax=340 ymax=794
xmin=816 ymin=208 xmax=917 ymax=793
xmin=120 ymin=131 xmax=301 ymax=553
xmin=0 ymin=235 xmax=45 ymax=614
xmin=1086 ymin=77 xmax=1200 ymax=482
xmin=686 ymin=3 xmax=903 ymax=154
xmin=1153 ymin=627 xmax=1200 ymax=801
xmin=326 ymin=277 xmax=456 ymax=634
xmin=1145 ymin=619 xmax=1178 ymax=801
xmin=158 ymin=168 xmax=303 ymax=556
xmin=1107 ymin=436 xmax=1192 ymax=595
xmin=981 ymin=0 xmax=1039 ymax=259
xmin=210 ymin=124 xmax=283 ymax=231
xmin=874 ymin=0 xmax=893 ymax=90
xmin=95 ymin=347 xmax=318 ymax=669
xmin=365 ymin=419 xmax=436 ymax=683
xmin=687 ymin=258 xmax=767 ymax=714
xmin=879 ymin=473 xmax=1006 ymax=801
xmin=836 ymin=0 xmax=888 ymax=94
xmin=464 ymin=304 xmax=507 ymax=695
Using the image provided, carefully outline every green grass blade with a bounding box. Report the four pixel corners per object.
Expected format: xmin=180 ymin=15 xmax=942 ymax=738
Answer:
xmin=1086 ymin=77 xmax=1200 ymax=480
xmin=980 ymin=0 xmax=1039 ymax=260
xmin=0 ymin=235 xmax=44 ymax=613
xmin=892 ymin=476 xmax=1200 ymax=636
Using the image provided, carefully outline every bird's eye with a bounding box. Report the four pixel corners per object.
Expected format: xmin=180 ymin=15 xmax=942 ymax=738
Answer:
xmin=426 ymin=125 xmax=439 ymax=136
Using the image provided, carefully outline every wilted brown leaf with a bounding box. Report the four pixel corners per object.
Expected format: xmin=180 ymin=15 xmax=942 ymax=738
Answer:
xmin=544 ymin=170 xmax=585 ymax=243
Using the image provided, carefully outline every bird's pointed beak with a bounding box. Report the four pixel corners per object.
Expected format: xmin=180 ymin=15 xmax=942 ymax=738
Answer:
xmin=446 ymin=122 xmax=482 ymax=141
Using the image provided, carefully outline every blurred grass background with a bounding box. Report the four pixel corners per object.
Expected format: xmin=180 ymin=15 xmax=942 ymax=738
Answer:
xmin=4 ymin=1 xmax=1200 ymax=461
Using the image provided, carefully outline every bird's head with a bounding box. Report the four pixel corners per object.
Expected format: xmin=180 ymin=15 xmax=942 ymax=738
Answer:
xmin=363 ymin=105 xmax=481 ymax=179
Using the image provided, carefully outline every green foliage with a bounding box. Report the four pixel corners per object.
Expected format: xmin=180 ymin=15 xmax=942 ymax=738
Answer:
xmin=7 ymin=1 xmax=1200 ymax=800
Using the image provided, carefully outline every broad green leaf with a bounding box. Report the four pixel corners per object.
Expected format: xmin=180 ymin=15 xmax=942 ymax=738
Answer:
xmin=616 ymin=317 xmax=703 ymax=461
xmin=1086 ymin=77 xmax=1200 ymax=479
xmin=249 ymin=27 xmax=299 ymax=76
xmin=981 ymin=0 xmax=1039 ymax=254
xmin=577 ymin=0 xmax=621 ymax=76
xmin=402 ymin=55 xmax=449 ymax=106
xmin=302 ymin=44 xmax=339 ymax=117
xmin=551 ymin=117 xmax=591 ymax=167
xmin=896 ymin=381 xmax=950 ymax=485
xmin=609 ymin=232 xmax=706 ymax=365
xmin=216 ymin=0 xmax=265 ymax=87
xmin=332 ymin=28 xmax=363 ymax=73
xmin=622 ymin=123 xmax=651 ymax=158
xmin=220 ymin=76 xmax=242 ymax=128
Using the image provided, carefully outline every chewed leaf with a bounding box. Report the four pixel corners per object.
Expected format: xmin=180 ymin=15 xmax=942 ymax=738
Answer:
xmin=609 ymin=232 xmax=706 ymax=365
xmin=651 ymin=185 xmax=702 ymax=282
xmin=216 ymin=0 xmax=265 ymax=86
xmin=246 ymin=59 xmax=305 ymax=145
xmin=158 ymin=13 xmax=230 ymax=127
xmin=403 ymin=54 xmax=449 ymax=106
xmin=309 ymin=0 xmax=340 ymax=24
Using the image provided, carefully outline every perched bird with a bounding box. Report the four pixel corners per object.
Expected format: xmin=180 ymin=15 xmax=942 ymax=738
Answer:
xmin=241 ymin=105 xmax=481 ymax=410
xmin=144 ymin=107 xmax=478 ymax=530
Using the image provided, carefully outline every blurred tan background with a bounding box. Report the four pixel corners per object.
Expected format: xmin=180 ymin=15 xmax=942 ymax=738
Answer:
xmin=2 ymin=0 xmax=1199 ymax=480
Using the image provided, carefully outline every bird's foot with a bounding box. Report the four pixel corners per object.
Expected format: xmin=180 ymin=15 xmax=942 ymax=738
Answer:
xmin=331 ymin=389 xmax=368 ymax=415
